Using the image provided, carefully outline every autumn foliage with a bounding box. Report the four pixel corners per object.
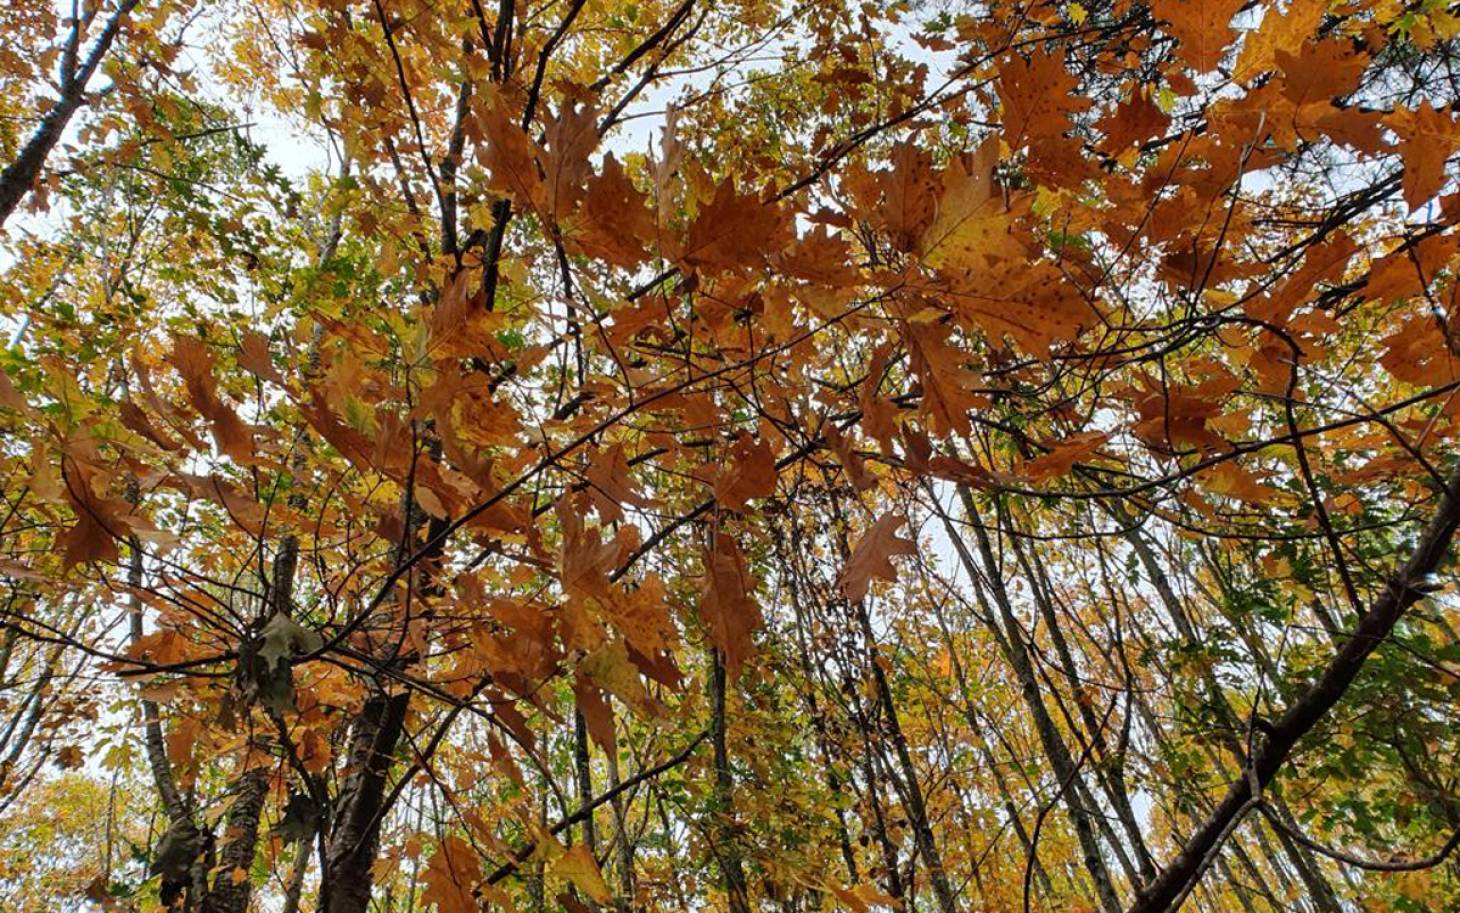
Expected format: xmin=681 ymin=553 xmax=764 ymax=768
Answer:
xmin=2 ymin=0 xmax=1460 ymax=911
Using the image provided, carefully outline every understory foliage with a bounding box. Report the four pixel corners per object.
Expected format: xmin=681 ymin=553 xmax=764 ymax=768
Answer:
xmin=3 ymin=0 xmax=1460 ymax=911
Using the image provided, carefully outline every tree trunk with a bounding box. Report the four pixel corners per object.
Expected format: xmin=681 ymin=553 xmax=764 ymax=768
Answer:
xmin=323 ymin=690 xmax=410 ymax=913
xmin=1127 ymin=461 xmax=1460 ymax=913
xmin=956 ymin=486 xmax=1124 ymax=913
xmin=709 ymin=648 xmax=750 ymax=913
xmin=201 ymin=768 xmax=269 ymax=913
xmin=0 ymin=0 xmax=140 ymax=228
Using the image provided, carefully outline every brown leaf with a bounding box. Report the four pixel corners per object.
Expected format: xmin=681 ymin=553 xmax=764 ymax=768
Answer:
xmin=172 ymin=336 xmax=253 ymax=462
xmin=480 ymin=90 xmax=544 ymax=211
xmin=1020 ymin=431 xmax=1109 ymax=482
xmin=713 ymin=432 xmax=777 ymax=512
xmin=839 ymin=512 xmax=917 ymax=603
xmin=997 ymin=48 xmax=1090 ymax=148
xmin=567 ymin=153 xmax=656 ymax=267
xmin=676 ymin=179 xmax=791 ymax=274
xmin=1386 ymin=101 xmax=1459 ymax=210
xmin=699 ymin=534 xmax=762 ymax=677
xmin=237 ymin=331 xmax=283 ymax=385
xmin=585 ymin=443 xmax=654 ymax=523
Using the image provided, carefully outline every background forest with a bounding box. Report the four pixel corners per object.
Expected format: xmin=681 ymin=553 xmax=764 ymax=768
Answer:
xmin=1 ymin=0 xmax=1459 ymax=911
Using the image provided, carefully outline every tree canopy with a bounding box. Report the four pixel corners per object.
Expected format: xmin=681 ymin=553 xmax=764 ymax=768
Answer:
xmin=2 ymin=0 xmax=1460 ymax=911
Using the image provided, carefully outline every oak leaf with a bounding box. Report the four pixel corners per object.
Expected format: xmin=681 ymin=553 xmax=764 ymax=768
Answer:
xmin=172 ymin=336 xmax=253 ymax=462
xmin=677 ymin=179 xmax=791 ymax=274
xmin=699 ymin=535 xmax=763 ymax=676
xmin=1385 ymin=101 xmax=1459 ymax=210
xmin=422 ymin=835 xmax=484 ymax=913
xmin=1151 ymin=0 xmax=1245 ymax=72
xmin=997 ymin=48 xmax=1090 ymax=148
xmin=551 ymin=844 xmax=611 ymax=905
xmin=713 ymin=432 xmax=777 ymax=512
xmin=839 ymin=512 xmax=917 ymax=603
xmin=567 ymin=154 xmax=655 ymax=267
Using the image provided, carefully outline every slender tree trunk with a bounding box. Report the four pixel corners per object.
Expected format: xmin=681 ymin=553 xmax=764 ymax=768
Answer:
xmin=1122 ymin=522 xmax=1342 ymax=912
xmin=777 ymin=525 xmax=861 ymax=885
xmin=956 ymin=486 xmax=1124 ymax=913
xmin=603 ymin=738 xmax=636 ymax=910
xmin=830 ymin=492 xmax=959 ymax=912
xmin=279 ymin=825 xmax=315 ymax=913
xmin=710 ymin=648 xmax=751 ymax=913
xmin=852 ymin=698 xmax=904 ymax=900
xmin=0 ymin=0 xmax=140 ymax=228
xmin=573 ymin=709 xmax=601 ymax=910
xmin=1128 ymin=461 xmax=1460 ymax=913
xmin=851 ymin=599 xmax=959 ymax=913
xmin=1007 ymin=521 xmax=1155 ymax=884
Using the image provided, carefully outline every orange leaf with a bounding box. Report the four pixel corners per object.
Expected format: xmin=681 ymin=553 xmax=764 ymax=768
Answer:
xmin=422 ymin=835 xmax=483 ymax=913
xmin=479 ymin=90 xmax=544 ymax=211
xmin=1020 ymin=431 xmax=1109 ymax=482
xmin=677 ymin=179 xmax=791 ymax=274
xmin=713 ymin=432 xmax=777 ymax=512
xmin=586 ymin=443 xmax=653 ymax=523
xmin=1386 ymin=100 xmax=1459 ymax=210
xmin=567 ymin=153 xmax=655 ymax=267
xmin=1151 ymin=0 xmax=1245 ymax=72
xmin=172 ymin=336 xmax=253 ymax=462
xmin=997 ymin=48 xmax=1090 ymax=148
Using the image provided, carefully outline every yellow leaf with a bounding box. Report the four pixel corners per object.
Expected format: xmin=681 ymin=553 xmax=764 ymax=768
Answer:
xmin=551 ymin=844 xmax=611 ymax=905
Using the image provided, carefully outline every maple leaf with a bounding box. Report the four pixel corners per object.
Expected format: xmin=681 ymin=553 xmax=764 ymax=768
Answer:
xmin=1232 ymin=0 xmax=1328 ymax=83
xmin=1127 ymin=373 xmax=1243 ymax=455
xmin=597 ymin=574 xmax=679 ymax=669
xmin=1366 ymin=234 xmax=1460 ymax=302
xmin=575 ymin=674 xmax=617 ymax=752
xmin=838 ymin=512 xmax=918 ymax=603
xmin=236 ymin=330 xmax=283 ymax=385
xmin=827 ymin=882 xmax=903 ymax=913
xmin=557 ymin=499 xmax=623 ymax=601
xmin=777 ymin=225 xmax=860 ymax=285
xmin=578 ymin=637 xmax=655 ymax=720
xmin=824 ymin=423 xmax=877 ymax=491
xmin=858 ymin=342 xmax=900 ymax=453
xmin=1097 ymin=88 xmax=1169 ymax=157
xmin=57 ymin=451 xmax=142 ymax=567
xmin=879 ymin=142 xmax=940 ymax=252
xmin=1197 ymin=462 xmax=1283 ymax=505
xmin=1276 ymin=40 xmax=1366 ymax=110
